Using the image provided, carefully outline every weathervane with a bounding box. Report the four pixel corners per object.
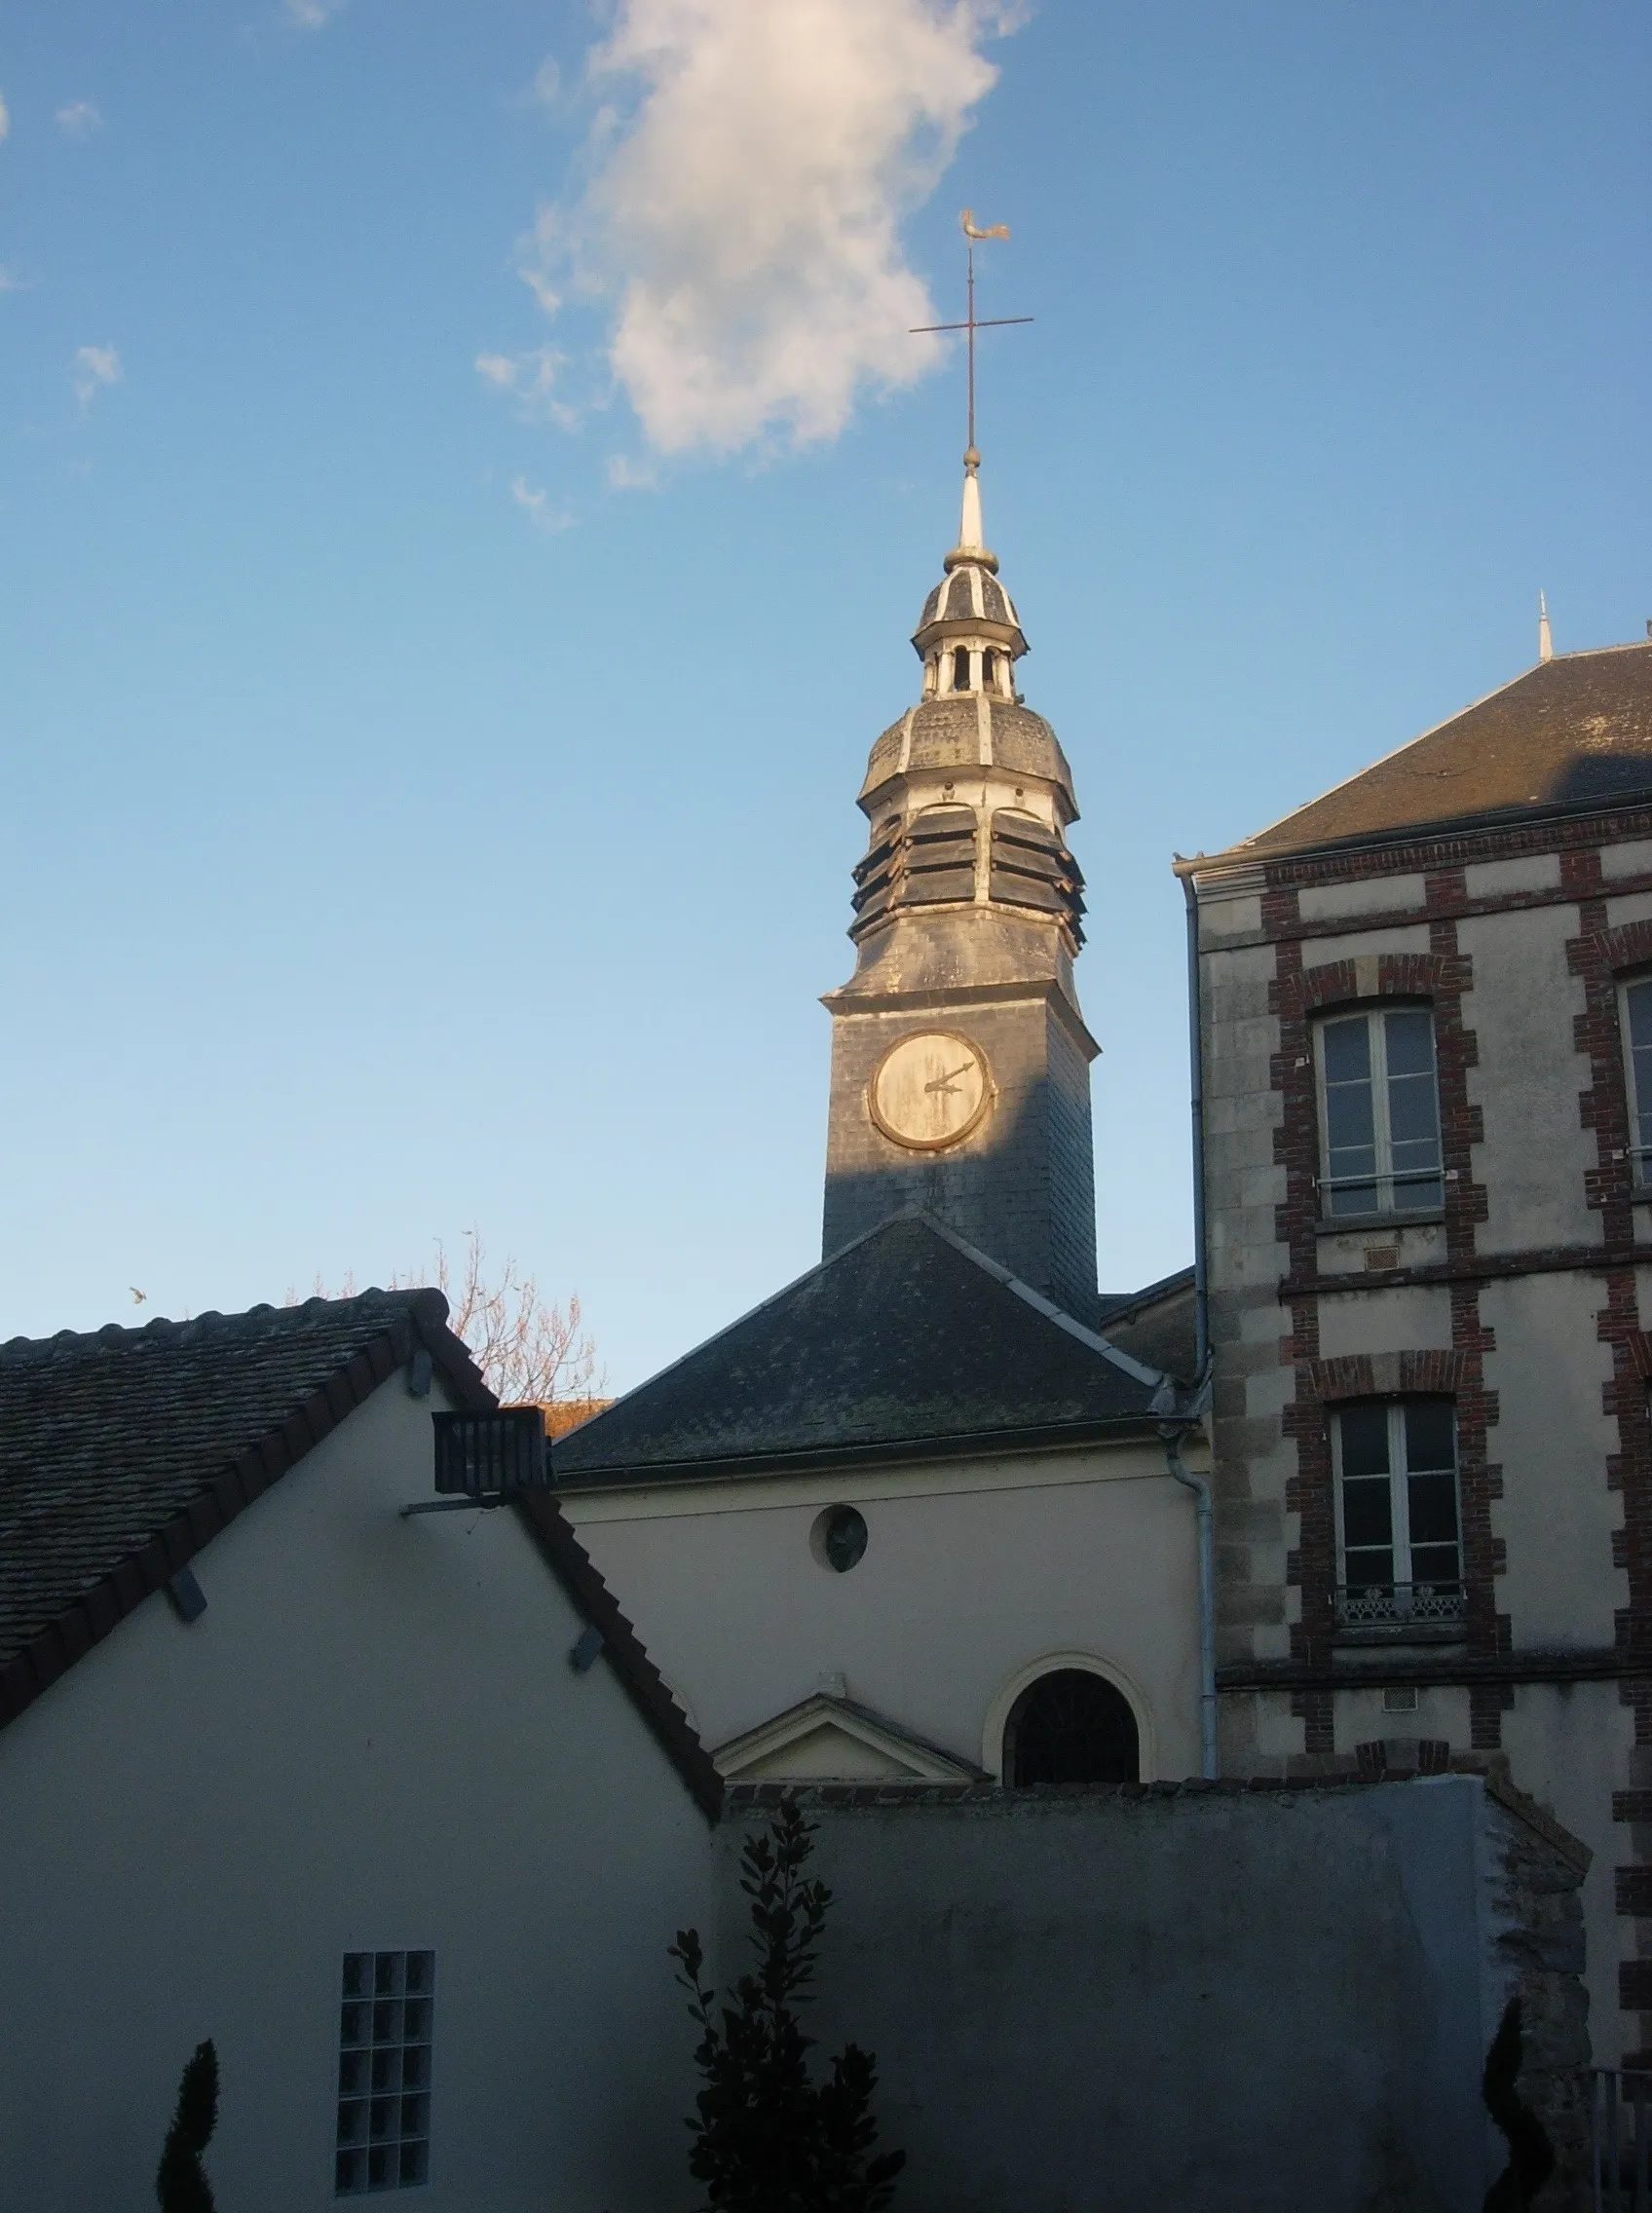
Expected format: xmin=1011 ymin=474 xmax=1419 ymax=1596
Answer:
xmin=912 ymin=210 xmax=1032 ymax=463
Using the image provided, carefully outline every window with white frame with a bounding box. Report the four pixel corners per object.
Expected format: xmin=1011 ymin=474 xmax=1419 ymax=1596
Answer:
xmin=1621 ymin=978 xmax=1652 ymax=1184
xmin=1333 ymin=1401 xmax=1463 ymax=1628
xmin=1316 ymin=1005 xmax=1443 ymax=1218
xmin=336 ymin=1950 xmax=433 ymax=2195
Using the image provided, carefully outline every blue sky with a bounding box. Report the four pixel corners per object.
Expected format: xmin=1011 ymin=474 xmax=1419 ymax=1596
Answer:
xmin=2 ymin=1 xmax=1648 ymax=1387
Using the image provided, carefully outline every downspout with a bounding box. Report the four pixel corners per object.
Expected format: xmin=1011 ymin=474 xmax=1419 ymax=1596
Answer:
xmin=1161 ymin=1420 xmax=1218 ymax=1780
xmin=1171 ymin=865 xmax=1216 ymax=1778
xmin=1181 ymin=868 xmax=1210 ymax=1378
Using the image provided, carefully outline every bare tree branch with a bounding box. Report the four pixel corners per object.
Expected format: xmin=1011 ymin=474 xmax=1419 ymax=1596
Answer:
xmin=287 ymin=1232 xmax=601 ymax=1409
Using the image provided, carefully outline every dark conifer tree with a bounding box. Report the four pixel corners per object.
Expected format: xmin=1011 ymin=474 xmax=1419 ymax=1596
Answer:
xmin=156 ymin=2040 xmax=218 ymax=2213
xmin=1482 ymin=1998 xmax=1554 ymax=2211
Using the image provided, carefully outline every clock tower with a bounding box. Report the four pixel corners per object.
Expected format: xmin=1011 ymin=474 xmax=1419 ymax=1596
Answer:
xmin=821 ymin=455 xmax=1100 ymax=1324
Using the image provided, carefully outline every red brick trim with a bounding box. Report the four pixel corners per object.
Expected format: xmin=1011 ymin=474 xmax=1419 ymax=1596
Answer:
xmin=1279 ymin=952 xmax=1452 ymax=1021
xmin=1283 ymin=1241 xmax=1652 ymax=1298
xmin=1303 ymin=1351 xmax=1466 ymax=1404
xmin=1594 ymin=920 xmax=1652 ymax=977
xmin=1249 ymin=799 xmax=1652 ymax=894
xmin=1622 ymin=1962 xmax=1652 ymax=2012
xmin=1272 ymin=882 xmax=1498 ymax=1755
xmin=1617 ymin=1865 xmax=1652 ymax=1915
xmin=0 ymin=1295 xmax=492 ymax=1738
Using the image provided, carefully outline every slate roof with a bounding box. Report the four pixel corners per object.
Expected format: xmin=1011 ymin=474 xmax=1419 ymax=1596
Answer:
xmin=1205 ymin=641 xmax=1652 ymax=863
xmin=553 ymin=1215 xmax=1173 ymax=1489
xmin=0 ymin=1290 xmax=723 ymax=1815
xmin=858 ymin=698 xmax=1074 ymax=806
xmin=1095 ymin=1267 xmax=1198 ymax=1380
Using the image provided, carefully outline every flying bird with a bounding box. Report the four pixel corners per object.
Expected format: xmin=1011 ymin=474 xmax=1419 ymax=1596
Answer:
xmin=130 ymin=1287 xmax=146 ymax=1304
xmin=960 ymin=209 xmax=1010 ymax=243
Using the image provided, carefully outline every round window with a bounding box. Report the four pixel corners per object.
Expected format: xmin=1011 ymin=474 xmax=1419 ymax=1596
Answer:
xmin=811 ymin=1504 xmax=868 ymax=1573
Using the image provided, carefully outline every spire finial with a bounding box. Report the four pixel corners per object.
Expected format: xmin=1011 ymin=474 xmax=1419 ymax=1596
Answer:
xmin=910 ymin=208 xmax=1031 ymax=495
xmin=1539 ymin=590 xmax=1554 ymax=663
xmin=958 ymin=446 xmax=984 ymax=554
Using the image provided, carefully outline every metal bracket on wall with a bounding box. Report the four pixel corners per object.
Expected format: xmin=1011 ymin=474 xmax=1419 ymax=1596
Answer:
xmin=167 ymin=1565 xmax=208 ymax=1624
xmin=569 ymin=1625 xmax=605 ymax=1674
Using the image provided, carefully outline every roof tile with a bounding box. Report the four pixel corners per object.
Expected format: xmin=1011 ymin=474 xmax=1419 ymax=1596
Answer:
xmin=1212 ymin=642 xmax=1652 ymax=861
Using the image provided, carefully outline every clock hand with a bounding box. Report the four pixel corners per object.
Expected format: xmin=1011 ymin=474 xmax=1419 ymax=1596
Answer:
xmin=924 ymin=1063 xmax=973 ymax=1094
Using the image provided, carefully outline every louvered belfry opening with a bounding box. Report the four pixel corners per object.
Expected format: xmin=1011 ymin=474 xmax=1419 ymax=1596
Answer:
xmin=990 ymin=808 xmax=1086 ymax=946
xmin=848 ymin=803 xmax=1084 ymax=945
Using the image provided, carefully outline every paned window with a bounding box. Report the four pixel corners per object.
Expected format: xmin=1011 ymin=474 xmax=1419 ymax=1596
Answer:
xmin=1333 ymin=1401 xmax=1463 ymax=1628
xmin=1621 ymin=978 xmax=1652 ymax=1183
xmin=336 ymin=1950 xmax=434 ymax=2195
xmin=1317 ymin=1006 xmax=1443 ymax=1217
xmin=1003 ymin=1669 xmax=1140 ymax=1786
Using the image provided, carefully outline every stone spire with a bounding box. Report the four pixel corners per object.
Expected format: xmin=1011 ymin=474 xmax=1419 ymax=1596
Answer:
xmin=819 ymin=460 xmax=1100 ymax=1324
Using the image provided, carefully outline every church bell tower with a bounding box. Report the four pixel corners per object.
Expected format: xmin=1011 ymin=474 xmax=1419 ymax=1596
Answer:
xmin=821 ymin=452 xmax=1100 ymax=1323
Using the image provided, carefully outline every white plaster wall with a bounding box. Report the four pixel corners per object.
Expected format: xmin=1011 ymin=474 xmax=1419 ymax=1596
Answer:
xmin=1316 ymin=1286 xmax=1453 ymax=1361
xmin=1299 ymin=876 xmax=1425 ymax=922
xmin=1606 ymin=892 xmax=1652 ymax=930
xmin=1197 ymin=888 xmax=1261 ymax=938
xmin=1316 ymin=1215 xmax=1446 ymax=1278
xmin=1305 ymin=923 xmax=1434 ymax=969
xmin=763 ymin=1782 xmax=1524 ymax=2212
xmin=0 ymin=1381 xmax=714 ymax=2213
xmin=1604 ymin=840 xmax=1652 ymax=881
xmin=1483 ymin=1273 xmax=1624 ymax=1647
xmin=1460 ymin=904 xmax=1596 ymax=1255
xmin=1464 ymin=854 xmax=1560 ymax=898
xmin=1501 ymin=1681 xmax=1633 ymax=2068
xmin=565 ymin=1443 xmax=1203 ymax=1782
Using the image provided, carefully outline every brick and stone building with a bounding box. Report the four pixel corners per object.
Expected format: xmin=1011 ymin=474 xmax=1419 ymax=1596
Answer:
xmin=1181 ymin=628 xmax=1652 ymax=2063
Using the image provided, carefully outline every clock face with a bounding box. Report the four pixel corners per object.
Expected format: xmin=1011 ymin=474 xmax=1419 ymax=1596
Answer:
xmin=869 ymin=1031 xmax=993 ymax=1151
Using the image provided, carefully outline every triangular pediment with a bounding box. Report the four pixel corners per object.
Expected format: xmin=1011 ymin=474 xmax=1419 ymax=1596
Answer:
xmin=712 ymin=1692 xmax=987 ymax=1784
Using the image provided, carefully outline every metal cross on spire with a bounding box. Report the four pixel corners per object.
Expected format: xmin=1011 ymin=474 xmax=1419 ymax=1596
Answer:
xmin=911 ymin=209 xmax=1032 ymax=464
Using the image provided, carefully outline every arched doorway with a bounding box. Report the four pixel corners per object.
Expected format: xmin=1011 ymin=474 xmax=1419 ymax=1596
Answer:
xmin=1003 ymin=1668 xmax=1141 ymax=1787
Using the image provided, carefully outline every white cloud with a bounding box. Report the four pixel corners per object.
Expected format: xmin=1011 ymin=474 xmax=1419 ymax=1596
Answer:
xmin=474 ymin=345 xmax=575 ymax=428
xmin=285 ymin=0 xmax=348 ymax=27
xmin=522 ymin=0 xmax=1017 ymax=457
xmin=56 ymin=100 xmax=103 ymax=139
xmin=0 ymin=89 xmax=10 ymax=143
xmin=530 ymin=57 xmax=562 ymax=108
xmin=510 ymin=476 xmax=574 ymax=532
xmin=72 ymin=344 xmax=122 ymax=405
xmin=607 ymin=452 xmax=658 ymax=491
xmin=0 ymin=267 xmax=21 ymax=294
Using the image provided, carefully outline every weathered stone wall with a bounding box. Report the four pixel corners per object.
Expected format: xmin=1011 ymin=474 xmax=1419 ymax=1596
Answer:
xmin=716 ymin=1774 xmax=1590 ymax=2213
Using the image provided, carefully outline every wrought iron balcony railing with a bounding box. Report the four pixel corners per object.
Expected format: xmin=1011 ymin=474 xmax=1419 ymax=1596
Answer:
xmin=1335 ymin=1580 xmax=1467 ymax=1630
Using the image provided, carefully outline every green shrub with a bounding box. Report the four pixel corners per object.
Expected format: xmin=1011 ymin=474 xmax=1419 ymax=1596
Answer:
xmin=670 ymin=1799 xmax=905 ymax=2212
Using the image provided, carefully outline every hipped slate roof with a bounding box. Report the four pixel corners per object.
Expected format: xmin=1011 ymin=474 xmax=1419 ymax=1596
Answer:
xmin=1206 ymin=641 xmax=1652 ymax=863
xmin=553 ymin=1214 xmax=1171 ymax=1489
xmin=0 ymin=1290 xmax=722 ymax=1816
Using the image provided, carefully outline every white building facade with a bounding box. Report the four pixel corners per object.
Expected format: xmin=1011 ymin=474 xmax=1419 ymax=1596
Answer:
xmin=0 ymin=1292 xmax=719 ymax=2212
